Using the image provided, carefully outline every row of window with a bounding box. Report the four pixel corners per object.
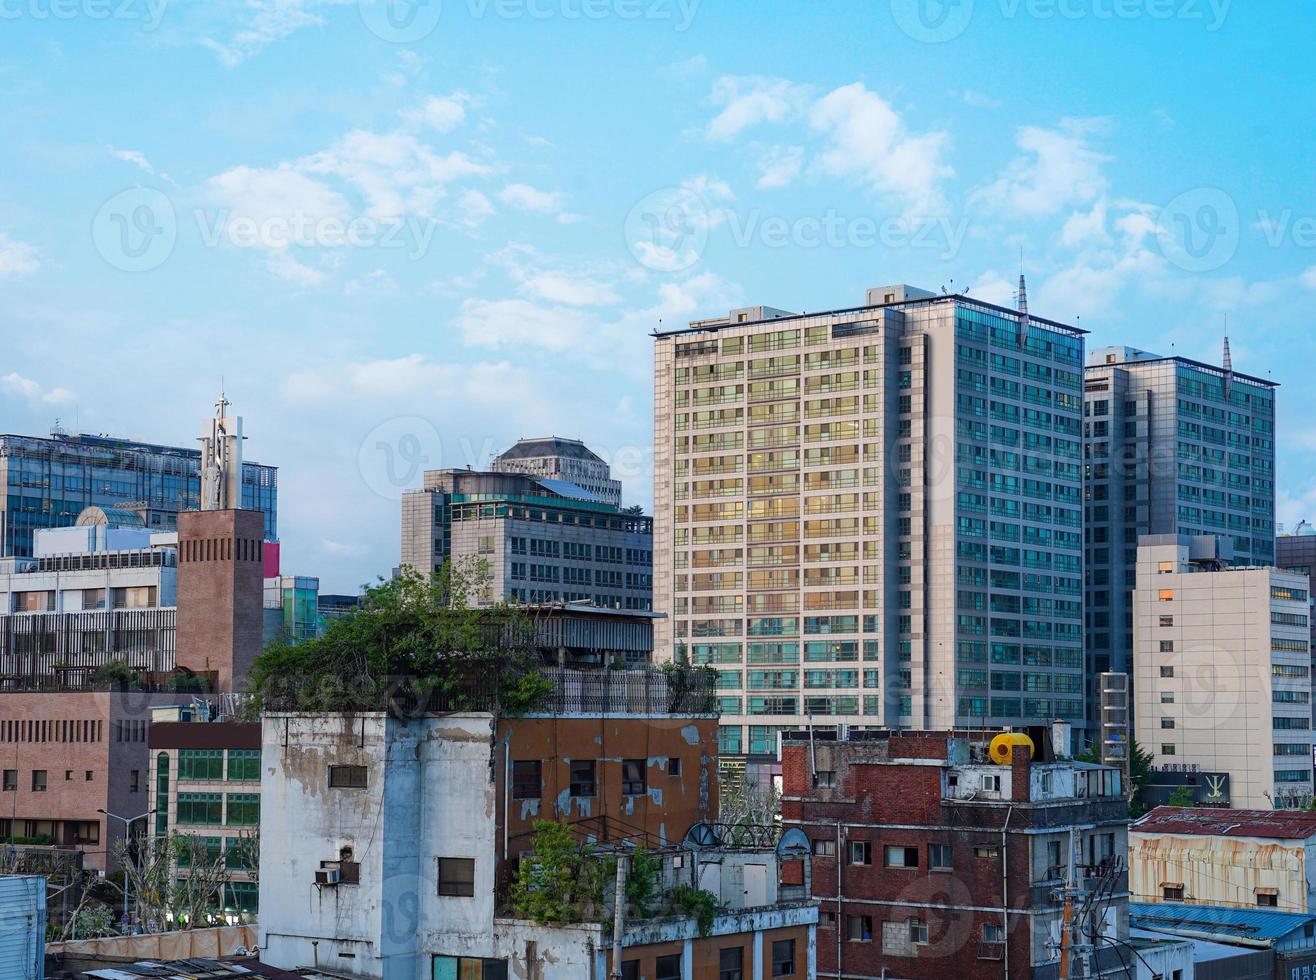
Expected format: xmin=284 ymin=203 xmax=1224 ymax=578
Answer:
xmin=177 ymin=749 xmax=261 ymax=782
xmin=176 ymin=792 xmax=260 ymax=826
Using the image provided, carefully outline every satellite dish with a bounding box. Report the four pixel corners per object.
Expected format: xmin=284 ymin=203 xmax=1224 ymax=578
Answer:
xmin=684 ymin=822 xmax=722 ymax=848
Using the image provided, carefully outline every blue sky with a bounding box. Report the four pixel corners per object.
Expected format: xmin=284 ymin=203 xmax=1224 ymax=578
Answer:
xmin=1 ymin=0 xmax=1314 ymax=591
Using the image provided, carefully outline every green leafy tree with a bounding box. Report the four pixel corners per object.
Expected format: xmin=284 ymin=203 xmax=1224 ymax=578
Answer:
xmin=88 ymin=659 xmax=145 ymax=691
xmin=245 ymin=558 xmax=552 ymax=714
xmin=1166 ymin=786 xmax=1196 ymax=808
xmin=1128 ymin=738 xmax=1155 ymax=817
xmin=509 ymin=821 xmax=609 ymax=925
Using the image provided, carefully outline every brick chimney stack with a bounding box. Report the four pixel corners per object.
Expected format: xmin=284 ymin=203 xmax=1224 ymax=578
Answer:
xmin=1011 ymin=743 xmax=1031 ymax=802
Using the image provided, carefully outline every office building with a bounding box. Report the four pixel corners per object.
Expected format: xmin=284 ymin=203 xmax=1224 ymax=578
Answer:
xmin=1132 ymin=535 xmax=1312 ymax=808
xmin=0 ymin=423 xmax=277 ymax=560
xmin=779 ymin=727 xmax=1188 ymax=979
xmin=401 ymin=467 xmax=653 ymax=610
xmin=262 ymin=574 xmax=322 ymax=645
xmin=1130 ymin=807 xmax=1316 ymax=912
xmin=653 ymin=284 xmax=1086 ymax=764
xmin=1083 ymin=343 xmax=1277 ymax=699
xmin=148 ymin=704 xmax=261 ymax=920
xmin=258 ymin=669 xmax=817 ymax=979
xmin=1276 ymin=528 xmax=1316 ymax=731
xmin=491 ymin=436 xmax=623 ymax=508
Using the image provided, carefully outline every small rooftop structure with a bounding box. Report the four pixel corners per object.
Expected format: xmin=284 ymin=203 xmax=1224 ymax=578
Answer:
xmin=1133 ymin=807 xmax=1316 ymax=840
xmin=494 ymin=436 xmax=605 ymax=464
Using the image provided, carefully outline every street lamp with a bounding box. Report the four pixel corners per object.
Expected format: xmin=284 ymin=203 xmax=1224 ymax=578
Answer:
xmin=97 ymin=807 xmax=154 ymax=929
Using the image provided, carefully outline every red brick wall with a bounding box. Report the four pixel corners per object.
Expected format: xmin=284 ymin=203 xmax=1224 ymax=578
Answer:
xmin=175 ymin=509 xmax=264 ymax=692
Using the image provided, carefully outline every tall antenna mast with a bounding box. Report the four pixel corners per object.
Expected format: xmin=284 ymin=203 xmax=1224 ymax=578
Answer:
xmin=1016 ymin=250 xmax=1030 ymax=345
xmin=1222 ymin=326 xmax=1233 ymax=397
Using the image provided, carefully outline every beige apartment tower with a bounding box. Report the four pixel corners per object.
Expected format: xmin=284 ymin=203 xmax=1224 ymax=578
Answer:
xmin=653 ymin=285 xmax=1087 ymax=760
xmin=1133 ymin=534 xmax=1313 ymax=809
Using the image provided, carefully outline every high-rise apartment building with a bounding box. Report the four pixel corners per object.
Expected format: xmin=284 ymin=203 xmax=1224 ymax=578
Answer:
xmin=1083 ymin=344 xmax=1277 ymax=692
xmin=1132 ymin=534 xmax=1311 ymax=809
xmin=653 ymin=285 xmax=1087 ymax=761
xmin=491 ymin=436 xmax=623 ymax=508
xmin=0 ymin=428 xmax=277 ymax=558
xmin=401 ymin=467 xmax=653 ymax=610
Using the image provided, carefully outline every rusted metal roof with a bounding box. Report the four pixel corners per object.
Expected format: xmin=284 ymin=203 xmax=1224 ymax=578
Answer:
xmin=1133 ymin=806 xmax=1316 ymax=840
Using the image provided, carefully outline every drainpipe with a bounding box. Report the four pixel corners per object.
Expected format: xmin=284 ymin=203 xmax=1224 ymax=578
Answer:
xmin=835 ymin=820 xmax=843 ymax=980
xmin=1001 ymin=806 xmax=1013 ymax=980
xmin=610 ymin=855 xmax=627 ymax=979
xmin=503 ymin=735 xmax=511 ymax=867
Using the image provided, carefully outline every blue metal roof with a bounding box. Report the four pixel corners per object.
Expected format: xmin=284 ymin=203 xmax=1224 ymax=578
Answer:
xmin=1131 ymin=901 xmax=1316 ymax=944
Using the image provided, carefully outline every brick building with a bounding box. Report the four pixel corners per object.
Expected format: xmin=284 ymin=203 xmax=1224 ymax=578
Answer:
xmin=780 ymin=728 xmax=1184 ymax=979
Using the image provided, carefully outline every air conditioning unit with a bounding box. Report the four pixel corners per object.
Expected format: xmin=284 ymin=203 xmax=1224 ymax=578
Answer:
xmin=315 ymin=868 xmax=342 ymax=886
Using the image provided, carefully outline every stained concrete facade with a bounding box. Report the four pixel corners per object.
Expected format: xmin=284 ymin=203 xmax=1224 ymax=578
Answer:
xmin=1132 ymin=535 xmax=1312 ymax=809
xmin=653 ymin=286 xmax=1087 ymax=759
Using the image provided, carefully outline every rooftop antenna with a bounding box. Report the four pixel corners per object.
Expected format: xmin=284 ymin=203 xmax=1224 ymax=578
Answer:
xmin=1016 ymin=253 xmax=1031 ymax=345
xmin=1222 ymin=327 xmax=1233 ymax=397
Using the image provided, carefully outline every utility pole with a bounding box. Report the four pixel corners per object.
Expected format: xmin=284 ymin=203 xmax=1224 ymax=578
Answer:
xmin=1057 ymin=827 xmax=1097 ymax=978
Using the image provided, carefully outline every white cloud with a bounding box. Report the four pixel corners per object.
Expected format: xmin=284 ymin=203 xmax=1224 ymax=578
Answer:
xmin=1058 ymin=197 xmax=1111 ymax=250
xmin=401 ymin=93 xmax=469 ymax=133
xmin=198 ymin=0 xmax=351 ymax=67
xmin=457 ymin=190 xmax=495 ymax=226
xmin=266 ymin=252 xmax=327 ymax=286
xmin=707 ymin=76 xmax=810 ymax=141
xmin=1 ymin=372 xmax=74 ymax=405
xmin=0 ymin=233 xmax=40 ymax=278
xmin=808 ymin=83 xmax=953 ymax=213
xmin=973 ymin=118 xmax=1110 ymax=218
xmin=960 ymin=90 xmax=1002 ymax=109
xmin=206 ymin=164 xmax=350 ymax=245
xmin=107 ymin=146 xmax=155 ymax=175
xmin=755 ymin=145 xmax=803 ymax=190
xmin=498 ymin=183 xmax=565 ymax=215
xmin=457 ymin=297 xmax=594 ymax=352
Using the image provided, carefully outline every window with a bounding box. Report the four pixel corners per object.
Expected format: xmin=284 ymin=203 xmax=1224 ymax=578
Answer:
xmin=1158 ymin=589 xmax=1174 ymax=602
xmin=667 ymin=757 xmax=682 ymax=777
xmin=1159 ymin=640 xmax=1174 ymax=652
xmin=1159 ymin=615 xmax=1174 ymax=627
xmin=847 ymin=914 xmax=873 ymax=941
xmin=179 ymin=749 xmax=224 ymax=780
xmin=719 ymin=947 xmax=744 ymax=980
xmin=64 ymin=770 xmax=72 ymax=781
xmin=177 ymin=792 xmax=222 ymax=824
xmin=849 ymin=841 xmax=871 ymax=865
xmin=622 ymin=759 xmax=646 ymax=796
xmin=885 ymin=845 xmax=919 ymax=868
xmin=929 ymin=844 xmax=953 ymax=869
xmin=771 ymin=939 xmax=796 ymax=976
xmin=656 ymin=953 xmax=682 ymax=980
xmin=1158 ymin=561 xmax=1174 ymax=574
xmin=975 ymin=845 xmax=999 ymax=859
xmin=432 ymin=957 xmax=507 ymax=980
xmin=620 ymin=963 xmax=639 ymax=980
xmin=437 ymin=857 xmax=476 ymax=897
xmin=570 ymin=760 xmax=596 ymax=797
xmin=512 ymin=761 xmax=542 ymax=799
xmin=226 ymin=794 xmax=260 ymax=826
xmin=227 ymin=749 xmax=261 ymax=781
xmin=1160 ymin=666 xmax=1175 ymax=678
xmin=130 ymin=770 xmax=140 ymax=793
xmin=1162 ymin=883 xmax=1184 ymax=901
xmin=812 ymin=838 xmax=836 ymax=857
xmin=1162 ymin=744 xmax=1176 ymax=756
xmin=84 ymin=770 xmax=92 ymax=781
xmin=1256 ymin=888 xmax=1279 ymax=907
xmin=909 ymin=919 xmax=928 ymax=944
xmin=813 ymin=769 xmax=836 ymax=788
xmin=328 ymin=765 xmax=367 ymax=789
xmin=31 ymin=770 xmax=46 ymax=792
xmin=1161 ymin=718 xmax=1175 ymax=729
xmin=1 ymin=770 xmax=14 ymax=791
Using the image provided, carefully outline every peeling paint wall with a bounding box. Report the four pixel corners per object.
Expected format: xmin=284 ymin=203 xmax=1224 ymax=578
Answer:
xmin=1130 ymin=830 xmax=1311 ymax=911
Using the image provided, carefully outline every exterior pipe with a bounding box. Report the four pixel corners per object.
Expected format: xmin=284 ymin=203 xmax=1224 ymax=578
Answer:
xmin=836 ymin=820 xmax=843 ymax=980
xmin=1001 ymin=805 xmax=1013 ymax=980
xmin=610 ymin=855 xmax=627 ymax=979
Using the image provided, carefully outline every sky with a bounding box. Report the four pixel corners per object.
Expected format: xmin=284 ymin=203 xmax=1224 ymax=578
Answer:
xmin=1 ymin=0 xmax=1314 ymax=592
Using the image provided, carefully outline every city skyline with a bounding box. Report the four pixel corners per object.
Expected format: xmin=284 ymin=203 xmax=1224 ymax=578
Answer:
xmin=2 ymin=3 xmax=1314 ymax=592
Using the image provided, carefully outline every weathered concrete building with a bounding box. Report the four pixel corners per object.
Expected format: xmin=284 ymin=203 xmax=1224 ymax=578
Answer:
xmin=258 ymin=671 xmax=817 ymax=979
xmin=779 ymin=728 xmax=1187 ymax=979
xmin=1130 ymin=807 xmax=1316 ymax=913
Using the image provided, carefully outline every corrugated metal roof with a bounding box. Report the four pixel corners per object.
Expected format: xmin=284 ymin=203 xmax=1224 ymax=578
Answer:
xmin=1131 ymin=901 xmax=1316 ymax=944
xmin=1132 ymin=806 xmax=1316 ymax=840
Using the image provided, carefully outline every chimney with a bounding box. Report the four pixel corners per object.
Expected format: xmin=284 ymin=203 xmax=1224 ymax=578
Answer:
xmin=1011 ymin=744 xmax=1031 ymax=802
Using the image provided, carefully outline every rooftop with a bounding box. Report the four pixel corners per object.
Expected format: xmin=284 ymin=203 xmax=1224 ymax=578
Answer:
xmin=652 ymin=289 xmax=1087 ymax=339
xmin=1131 ymin=901 xmax=1316 ymax=947
xmin=495 ymin=436 xmax=604 ymax=463
xmin=1132 ymin=806 xmax=1316 ymax=840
